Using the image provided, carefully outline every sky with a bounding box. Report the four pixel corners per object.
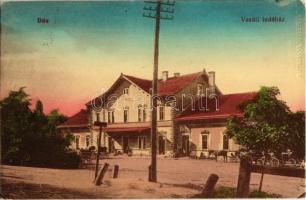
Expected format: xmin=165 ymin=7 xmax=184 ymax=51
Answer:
xmin=1 ymin=0 xmax=305 ymax=116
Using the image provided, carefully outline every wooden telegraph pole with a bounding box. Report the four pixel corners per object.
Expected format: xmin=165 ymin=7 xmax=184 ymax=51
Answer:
xmin=143 ymin=0 xmax=175 ymax=182
xmin=94 ymin=121 xmax=107 ymax=180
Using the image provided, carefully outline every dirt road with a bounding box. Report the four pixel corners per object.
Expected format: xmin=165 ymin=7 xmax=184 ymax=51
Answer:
xmin=1 ymin=157 xmax=305 ymax=198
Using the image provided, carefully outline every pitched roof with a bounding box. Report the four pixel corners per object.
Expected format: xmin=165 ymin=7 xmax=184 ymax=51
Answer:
xmin=158 ymin=72 xmax=202 ymax=96
xmin=125 ymin=72 xmax=204 ymax=96
xmin=57 ymin=109 xmax=89 ymax=128
xmin=86 ymin=71 xmax=210 ymax=106
xmin=176 ymin=92 xmax=257 ymax=122
xmin=124 ymin=75 xmax=152 ymax=93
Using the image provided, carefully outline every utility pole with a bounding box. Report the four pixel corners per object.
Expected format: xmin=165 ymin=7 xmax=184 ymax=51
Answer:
xmin=143 ymin=0 xmax=175 ymax=182
xmin=94 ymin=121 xmax=107 ymax=180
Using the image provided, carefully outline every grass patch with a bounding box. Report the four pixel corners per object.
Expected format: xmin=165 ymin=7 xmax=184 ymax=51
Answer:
xmin=249 ymin=190 xmax=281 ymax=198
xmin=213 ymin=187 xmax=236 ymax=198
xmin=193 ymin=186 xmax=282 ymax=198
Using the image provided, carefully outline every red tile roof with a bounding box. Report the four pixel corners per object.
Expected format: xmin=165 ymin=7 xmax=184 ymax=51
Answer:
xmin=158 ymin=72 xmax=201 ymax=96
xmin=176 ymin=92 xmax=257 ymax=122
xmin=86 ymin=72 xmax=205 ymax=106
xmin=124 ymin=75 xmax=152 ymax=93
xmin=58 ymin=109 xmax=89 ymax=127
xmin=125 ymin=72 xmax=202 ymax=96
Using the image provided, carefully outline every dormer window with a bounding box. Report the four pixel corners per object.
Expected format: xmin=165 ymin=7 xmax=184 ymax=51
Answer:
xmin=123 ymin=88 xmax=129 ymax=96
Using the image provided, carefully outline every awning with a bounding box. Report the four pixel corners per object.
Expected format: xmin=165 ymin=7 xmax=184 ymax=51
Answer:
xmin=104 ymin=127 xmax=150 ymax=133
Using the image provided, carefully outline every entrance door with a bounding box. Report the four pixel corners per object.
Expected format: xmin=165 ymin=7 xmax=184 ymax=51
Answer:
xmin=123 ymin=137 xmax=129 ymax=153
xmin=182 ymin=135 xmax=190 ymax=156
xmin=108 ymin=137 xmax=114 ymax=153
xmin=158 ymin=136 xmax=166 ymax=155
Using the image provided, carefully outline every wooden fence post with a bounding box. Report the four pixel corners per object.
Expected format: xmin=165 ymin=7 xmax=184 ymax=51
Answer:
xmin=202 ymin=173 xmax=219 ymax=198
xmin=95 ymin=163 xmax=109 ymax=186
xmin=113 ymin=165 xmax=119 ymax=178
xmin=236 ymin=156 xmax=252 ymax=198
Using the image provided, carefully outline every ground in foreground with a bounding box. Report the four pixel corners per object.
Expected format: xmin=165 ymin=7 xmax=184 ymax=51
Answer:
xmin=1 ymin=157 xmax=305 ymax=198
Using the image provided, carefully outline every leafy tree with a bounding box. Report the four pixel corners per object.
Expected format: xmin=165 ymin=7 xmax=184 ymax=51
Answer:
xmin=1 ymin=88 xmax=79 ymax=168
xmin=47 ymin=109 xmax=67 ymax=135
xmin=226 ymin=86 xmax=303 ymax=158
xmin=1 ymin=87 xmax=32 ymax=163
xmin=285 ymin=111 xmax=305 ymax=159
xmin=34 ymin=100 xmax=44 ymax=115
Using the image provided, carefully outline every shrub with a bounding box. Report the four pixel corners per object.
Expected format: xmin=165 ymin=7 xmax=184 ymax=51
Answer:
xmin=60 ymin=151 xmax=81 ymax=169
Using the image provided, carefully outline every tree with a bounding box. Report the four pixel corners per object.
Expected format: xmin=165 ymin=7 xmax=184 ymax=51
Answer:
xmin=47 ymin=109 xmax=67 ymax=135
xmin=1 ymin=88 xmax=79 ymax=168
xmin=226 ymin=86 xmax=303 ymax=158
xmin=1 ymin=87 xmax=32 ymax=163
xmin=35 ymin=100 xmax=44 ymax=115
xmin=285 ymin=111 xmax=305 ymax=159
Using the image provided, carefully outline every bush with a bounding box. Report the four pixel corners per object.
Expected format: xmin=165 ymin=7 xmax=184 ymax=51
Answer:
xmin=59 ymin=151 xmax=81 ymax=169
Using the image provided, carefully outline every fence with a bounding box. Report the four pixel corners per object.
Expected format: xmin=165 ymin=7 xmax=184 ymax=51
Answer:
xmin=237 ymin=156 xmax=305 ymax=197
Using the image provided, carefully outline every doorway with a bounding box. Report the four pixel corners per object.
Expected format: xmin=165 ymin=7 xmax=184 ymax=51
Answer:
xmin=158 ymin=136 xmax=166 ymax=155
xmin=182 ymin=135 xmax=190 ymax=156
xmin=123 ymin=136 xmax=129 ymax=153
xmin=108 ymin=137 xmax=114 ymax=153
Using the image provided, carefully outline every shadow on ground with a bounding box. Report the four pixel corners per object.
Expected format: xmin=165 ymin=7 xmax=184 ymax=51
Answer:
xmin=1 ymin=179 xmax=100 ymax=199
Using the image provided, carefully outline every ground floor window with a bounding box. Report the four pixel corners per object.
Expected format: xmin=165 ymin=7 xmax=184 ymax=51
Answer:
xmin=223 ymin=134 xmax=229 ymax=150
xmin=138 ymin=136 xmax=146 ymax=149
xmin=76 ymin=135 xmax=80 ymax=149
xmin=201 ymin=132 xmax=209 ymax=150
xmin=86 ymin=135 xmax=90 ymax=147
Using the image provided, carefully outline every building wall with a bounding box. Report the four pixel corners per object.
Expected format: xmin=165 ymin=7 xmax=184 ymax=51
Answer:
xmin=90 ymin=79 xmax=172 ymax=124
xmin=174 ymin=74 xmax=209 ymax=112
xmin=64 ymin=73 xmax=237 ymax=157
xmin=188 ymin=126 xmax=240 ymax=157
xmin=70 ymin=132 xmax=92 ymax=150
xmin=87 ymin=78 xmax=174 ymax=154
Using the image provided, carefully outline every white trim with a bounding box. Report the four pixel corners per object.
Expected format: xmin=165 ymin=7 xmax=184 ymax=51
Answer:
xmin=123 ymin=75 xmax=151 ymax=95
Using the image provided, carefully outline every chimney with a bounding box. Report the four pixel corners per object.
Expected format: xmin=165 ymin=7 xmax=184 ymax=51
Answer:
xmin=208 ymin=71 xmax=216 ymax=97
xmin=162 ymin=71 xmax=169 ymax=81
xmin=174 ymin=72 xmax=180 ymax=77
